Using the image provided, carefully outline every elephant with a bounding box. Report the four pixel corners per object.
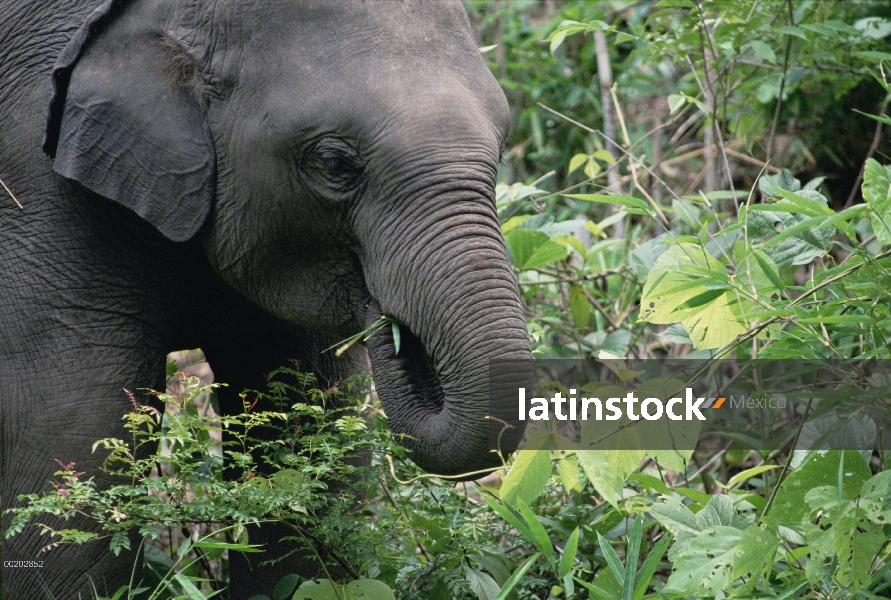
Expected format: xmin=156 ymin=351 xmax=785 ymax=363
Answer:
xmin=0 ymin=0 xmax=532 ymax=598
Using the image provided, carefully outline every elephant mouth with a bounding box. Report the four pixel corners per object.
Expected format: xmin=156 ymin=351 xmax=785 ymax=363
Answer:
xmin=364 ymin=305 xmax=446 ymax=416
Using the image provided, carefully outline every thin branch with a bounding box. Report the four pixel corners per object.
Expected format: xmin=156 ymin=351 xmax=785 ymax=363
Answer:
xmin=537 ymin=103 xmax=679 ymax=214
xmin=0 ymin=176 xmax=22 ymax=209
xmin=766 ymin=0 xmax=796 ymax=166
xmin=844 ymin=96 xmax=890 ymax=209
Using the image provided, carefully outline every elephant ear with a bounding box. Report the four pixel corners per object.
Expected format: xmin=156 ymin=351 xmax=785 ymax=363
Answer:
xmin=43 ymin=0 xmax=214 ymax=243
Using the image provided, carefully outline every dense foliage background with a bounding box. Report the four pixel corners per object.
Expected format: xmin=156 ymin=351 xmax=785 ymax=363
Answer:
xmin=4 ymin=1 xmax=891 ymax=599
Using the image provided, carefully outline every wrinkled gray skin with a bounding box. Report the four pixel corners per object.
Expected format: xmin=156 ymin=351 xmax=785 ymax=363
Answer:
xmin=0 ymin=0 xmax=531 ymax=598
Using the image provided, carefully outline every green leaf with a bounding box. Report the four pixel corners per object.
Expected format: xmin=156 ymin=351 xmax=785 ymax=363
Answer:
xmin=775 ymin=25 xmax=808 ymax=40
xmin=592 ymin=149 xmax=616 ymax=165
xmin=750 ymin=40 xmax=776 ymax=64
xmin=505 ymin=228 xmax=568 ymax=270
xmin=391 ymin=321 xmax=401 ymax=356
xmin=569 ymin=285 xmax=591 ymax=328
xmin=271 ymin=468 xmax=305 ymax=494
xmin=759 ymin=169 xmax=801 ymax=198
xmin=728 ymin=525 xmax=779 ymax=594
xmin=565 ymin=194 xmax=649 ymax=211
xmin=748 ymin=250 xmax=785 ymax=292
xmin=650 ymin=494 xmax=749 ymax=561
xmin=577 ymin=450 xmax=642 ymax=508
xmin=558 ymin=527 xmax=580 ymax=579
xmin=663 ymin=526 xmax=743 ymax=596
xmin=633 ymin=533 xmax=670 ymax=600
xmin=500 ymin=449 xmax=552 ymax=507
xmin=568 ymin=153 xmax=589 ymax=176
xmin=622 ymin=518 xmax=643 ymax=600
xmin=292 ymin=579 xmax=396 ymax=600
xmin=862 ymin=158 xmax=891 ymax=246
xmin=465 ymin=565 xmax=501 ymax=600
xmin=493 ymin=553 xmax=541 ymax=600
xmin=166 ymin=362 xmax=178 ymax=377
xmin=516 ymin=499 xmax=556 ymax=566
xmin=500 ymin=214 xmax=531 ymax=234
xmin=638 ymin=243 xmax=746 ymax=350
xmin=109 ymin=532 xmax=130 ymax=557
xmin=718 ymin=464 xmax=778 ymax=489
xmin=556 ymin=452 xmax=581 ymax=493
xmin=769 ymin=450 xmax=872 ymax=525
xmin=273 ymin=575 xmax=300 ymax=600
xmin=597 ymin=532 xmax=627 ymax=587
xmin=747 ymin=197 xmax=835 ymax=267
xmin=667 ymin=93 xmax=686 ymax=114
xmin=484 ymin=495 xmax=536 ymax=545
xmin=860 ymin=470 xmax=891 ymax=525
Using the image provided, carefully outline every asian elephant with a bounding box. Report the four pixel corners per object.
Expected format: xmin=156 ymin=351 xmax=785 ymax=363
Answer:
xmin=0 ymin=0 xmax=532 ymax=598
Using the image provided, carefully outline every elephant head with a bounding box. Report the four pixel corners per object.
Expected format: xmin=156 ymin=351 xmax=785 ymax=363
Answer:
xmin=43 ymin=0 xmax=532 ymax=475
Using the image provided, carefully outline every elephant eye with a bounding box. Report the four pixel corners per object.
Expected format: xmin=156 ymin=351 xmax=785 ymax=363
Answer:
xmin=310 ymin=139 xmax=364 ymax=189
xmin=322 ymin=153 xmax=355 ymax=177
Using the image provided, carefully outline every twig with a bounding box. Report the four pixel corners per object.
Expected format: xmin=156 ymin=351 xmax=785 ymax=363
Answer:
xmin=519 ymin=265 xmax=632 ymax=286
xmin=0 ymin=176 xmax=22 ymax=209
xmin=537 ymin=103 xmax=675 ymax=224
xmin=844 ymin=96 xmax=890 ymax=209
xmin=594 ymin=30 xmax=621 ymax=197
xmin=579 ymin=286 xmax=619 ymax=330
xmin=766 ymin=0 xmax=796 ymax=166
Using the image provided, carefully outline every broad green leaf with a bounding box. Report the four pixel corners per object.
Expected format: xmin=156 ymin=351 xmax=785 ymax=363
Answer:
xmin=802 ymin=490 xmax=885 ymax=592
xmin=577 ymin=450 xmax=643 ymax=508
xmin=584 ymin=159 xmax=600 ymax=179
xmin=523 ymin=241 xmax=569 ymax=270
xmin=500 ymin=214 xmax=531 ymax=235
xmin=500 ymin=449 xmax=552 ymax=507
xmin=746 ymin=197 xmax=834 ymax=267
xmin=650 ymin=494 xmax=749 ymax=561
xmin=860 ymin=470 xmax=891 ymax=525
xmin=272 ymin=468 xmax=304 ymax=494
xmin=464 ymin=565 xmax=501 ymax=600
xmin=663 ymin=526 xmax=743 ymax=596
xmin=768 ymin=450 xmax=871 ymax=525
xmin=759 ymin=169 xmax=800 ymax=198
xmin=505 ymin=228 xmax=569 ymax=270
xmin=862 ymin=158 xmax=891 ymax=246
xmin=468 ymin=553 xmax=513 ymax=589
xmin=728 ymin=525 xmax=778 ymax=594
xmin=273 ymin=575 xmax=300 ymax=600
xmin=749 ymin=40 xmax=776 ymax=64
xmin=638 ymin=243 xmax=746 ymax=349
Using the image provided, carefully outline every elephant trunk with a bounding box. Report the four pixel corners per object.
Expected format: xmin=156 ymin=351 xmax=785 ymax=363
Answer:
xmin=362 ymin=190 xmax=532 ymax=477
